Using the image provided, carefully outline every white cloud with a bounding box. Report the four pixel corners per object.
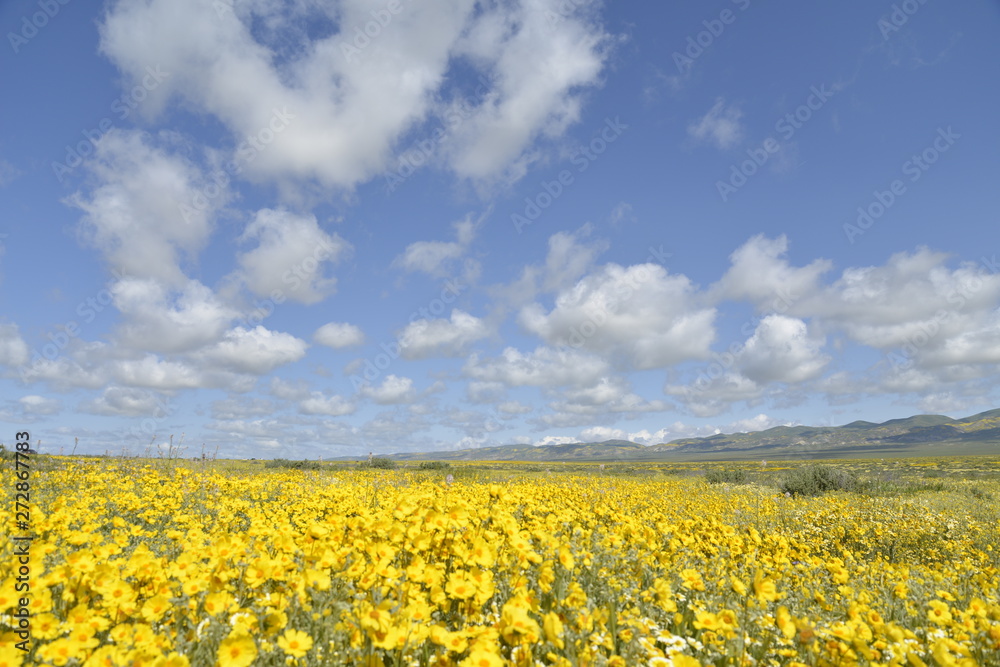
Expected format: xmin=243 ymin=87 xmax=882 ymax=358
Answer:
xmin=579 ymin=425 xmax=627 ymax=442
xmin=687 ymin=98 xmax=744 ymax=150
xmin=0 ymin=324 xmax=29 ymax=367
xmin=466 ymin=381 xmax=505 ymax=403
xmin=665 ymin=372 xmax=763 ymax=418
xmin=269 ymin=377 xmax=311 ymax=401
xmin=534 ymin=435 xmax=578 ymax=447
xmin=0 ymin=158 xmax=20 ymax=187
xmin=111 ymin=355 xmax=205 ymax=390
xmin=464 ymin=346 xmax=610 ymax=388
xmin=498 ymin=226 xmax=609 ymax=310
xmin=236 ymin=208 xmax=349 ymax=305
xmin=211 ymin=396 xmax=277 ymax=419
xmin=536 ymin=379 xmax=668 ymax=428
xmin=195 ymin=326 xmax=308 ymax=375
xmin=393 ymin=216 xmax=477 ymax=277
xmin=399 ymin=310 xmax=489 ymax=359
xmin=739 ymin=315 xmax=829 ymax=384
xmin=18 ymin=395 xmax=61 ymax=416
xmin=711 ymin=234 xmax=831 ymax=308
xmin=314 ymin=322 xmax=366 ymax=349
xmin=81 ymin=386 xmax=168 ymax=416
xmin=69 ymin=130 xmax=218 ymax=287
xmin=300 ymin=391 xmax=356 ymax=416
xmin=497 ymin=400 xmax=532 ymax=416
xmin=360 ymin=374 xmax=417 ymax=404
xmin=608 ymin=201 xmax=634 ymax=226
xmin=444 ymin=0 xmax=610 ymax=183
xmin=725 ymin=413 xmax=783 ymax=433
xmin=807 ymin=249 xmax=1000 ymax=351
xmin=99 ymin=0 xmax=611 ymax=190
xmin=520 ymin=262 xmax=716 ymax=369
xmin=111 ymin=277 xmax=237 ymax=353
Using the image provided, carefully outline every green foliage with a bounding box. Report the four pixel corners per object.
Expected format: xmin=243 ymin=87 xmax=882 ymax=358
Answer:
xmin=418 ymin=461 xmax=451 ymax=470
xmin=361 ymin=457 xmax=396 ymax=470
xmin=779 ymin=464 xmax=857 ymax=496
xmin=264 ymin=458 xmax=324 ymax=470
xmin=704 ymin=468 xmax=750 ymax=485
xmin=967 ymin=485 xmax=993 ymax=501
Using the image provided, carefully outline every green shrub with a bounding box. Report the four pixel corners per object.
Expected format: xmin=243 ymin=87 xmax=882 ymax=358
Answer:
xmin=264 ymin=458 xmax=323 ymax=470
xmin=779 ymin=465 xmax=857 ymax=496
xmin=968 ymin=485 xmax=993 ymax=501
xmin=704 ymin=468 xmax=750 ymax=484
xmin=418 ymin=461 xmax=451 ymax=470
xmin=362 ymin=457 xmax=396 ymax=470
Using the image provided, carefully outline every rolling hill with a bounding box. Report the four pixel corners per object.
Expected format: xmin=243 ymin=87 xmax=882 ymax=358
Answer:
xmin=385 ymin=408 xmax=1000 ymax=462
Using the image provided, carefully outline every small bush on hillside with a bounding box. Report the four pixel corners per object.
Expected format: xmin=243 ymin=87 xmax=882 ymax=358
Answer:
xmin=264 ymin=458 xmax=323 ymax=470
xmin=704 ymin=468 xmax=750 ymax=484
xmin=362 ymin=457 xmax=396 ymax=470
xmin=418 ymin=461 xmax=451 ymax=470
xmin=968 ymin=485 xmax=993 ymax=501
xmin=779 ymin=464 xmax=857 ymax=496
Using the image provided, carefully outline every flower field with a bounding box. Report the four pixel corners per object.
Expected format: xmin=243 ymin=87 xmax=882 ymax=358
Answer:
xmin=2 ymin=458 xmax=999 ymax=666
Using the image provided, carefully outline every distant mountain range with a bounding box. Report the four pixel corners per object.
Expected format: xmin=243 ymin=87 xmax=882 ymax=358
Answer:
xmin=386 ymin=408 xmax=1000 ymax=462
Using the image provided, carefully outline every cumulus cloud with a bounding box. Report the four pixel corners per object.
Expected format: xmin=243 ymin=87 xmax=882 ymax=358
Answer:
xmin=738 ymin=315 xmax=829 ymax=384
xmin=81 ymin=386 xmax=168 ymax=416
xmin=497 ymin=226 xmax=609 ymax=310
xmin=0 ymin=323 xmax=29 ymax=367
xmin=99 ymin=0 xmax=611 ymax=190
xmin=687 ymin=98 xmax=744 ymax=150
xmin=69 ymin=130 xmax=218 ymax=286
xmin=111 ymin=277 xmax=237 ymax=354
xmin=464 ymin=346 xmax=610 ymax=388
xmin=211 ymin=396 xmax=277 ymax=420
xmin=399 ymin=310 xmax=489 ymax=359
xmin=194 ymin=326 xmax=308 ymax=375
xmin=360 ymin=374 xmax=417 ymax=404
xmin=269 ymin=377 xmax=311 ymax=401
xmin=18 ymin=395 xmax=61 ymax=416
xmin=711 ymin=234 xmax=831 ymax=308
xmin=299 ymin=391 xmax=356 ymax=416
xmin=393 ymin=217 xmax=477 ymax=277
xmin=520 ymin=262 xmax=716 ymax=369
xmin=535 ymin=377 xmax=669 ymax=428
xmin=665 ymin=372 xmax=763 ymax=418
xmin=236 ymin=208 xmax=349 ymax=305
xmin=314 ymin=322 xmax=366 ymax=349
xmin=579 ymin=425 xmax=626 ymax=442
xmin=110 ymin=355 xmax=205 ymax=390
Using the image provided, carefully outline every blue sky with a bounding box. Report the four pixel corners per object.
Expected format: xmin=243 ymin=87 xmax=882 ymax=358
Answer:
xmin=2 ymin=0 xmax=999 ymax=458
